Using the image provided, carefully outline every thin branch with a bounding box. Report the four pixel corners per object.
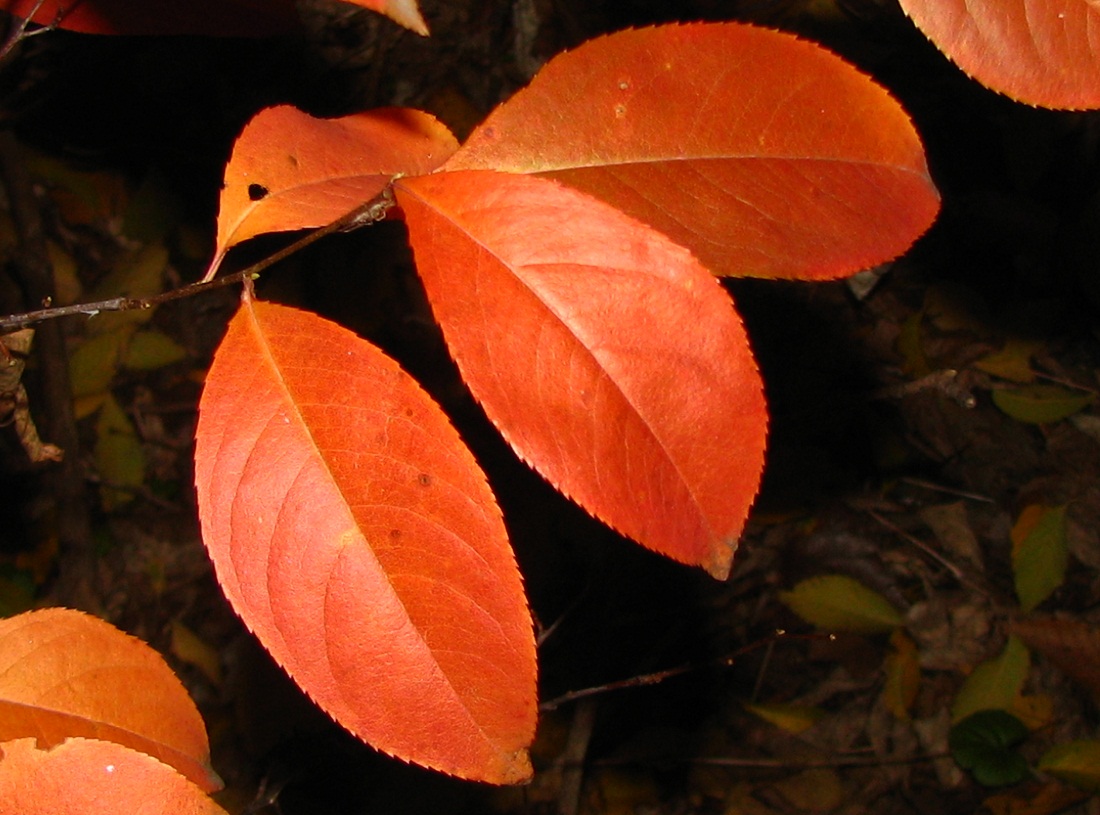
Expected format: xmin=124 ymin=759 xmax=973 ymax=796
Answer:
xmin=540 ymin=633 xmax=831 ymax=712
xmin=0 ymin=0 xmax=60 ymax=64
xmin=660 ymin=750 xmax=952 ymax=770
xmin=0 ymin=187 xmax=396 ymax=331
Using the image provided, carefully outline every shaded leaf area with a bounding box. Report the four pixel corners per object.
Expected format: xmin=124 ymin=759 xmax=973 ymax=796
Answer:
xmin=1 ymin=0 xmax=1099 ymax=814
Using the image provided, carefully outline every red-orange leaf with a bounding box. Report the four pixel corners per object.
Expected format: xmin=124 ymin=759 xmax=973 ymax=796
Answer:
xmin=0 ymin=0 xmax=300 ymax=36
xmin=0 ymin=737 xmax=228 ymax=815
xmin=193 ymin=296 xmax=536 ymax=784
xmin=0 ymin=608 xmax=219 ymax=793
xmin=444 ymin=22 xmax=939 ymax=280
xmin=899 ymin=0 xmax=1100 ymax=109
xmin=395 ymin=170 xmax=767 ymax=579
xmin=341 ymin=0 xmax=427 ymax=35
xmin=210 ymin=106 xmax=458 ymax=276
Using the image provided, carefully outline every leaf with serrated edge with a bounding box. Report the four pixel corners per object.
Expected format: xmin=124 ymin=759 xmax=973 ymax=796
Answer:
xmin=445 ymin=22 xmax=938 ymax=280
xmin=0 ymin=608 xmax=219 ymax=792
xmin=396 ymin=170 xmax=767 ymax=579
xmin=194 ymin=296 xmax=536 ymax=784
xmin=898 ymin=0 xmax=1100 ymax=109
xmin=0 ymin=737 xmax=228 ymax=815
xmin=211 ymin=106 xmax=458 ymax=275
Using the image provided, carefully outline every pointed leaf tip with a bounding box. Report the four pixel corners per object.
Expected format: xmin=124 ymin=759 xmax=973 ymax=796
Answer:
xmin=396 ymin=170 xmax=767 ymax=579
xmin=194 ymin=297 xmax=536 ymax=784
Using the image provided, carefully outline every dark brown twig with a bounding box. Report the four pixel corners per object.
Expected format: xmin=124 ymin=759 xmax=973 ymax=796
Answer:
xmin=0 ymin=130 xmax=97 ymax=611
xmin=0 ymin=187 xmax=396 ymax=330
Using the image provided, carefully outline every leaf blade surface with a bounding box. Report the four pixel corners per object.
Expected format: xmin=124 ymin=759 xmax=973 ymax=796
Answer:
xmin=0 ymin=737 xmax=228 ymax=815
xmin=213 ymin=106 xmax=458 ymax=271
xmin=898 ymin=0 xmax=1100 ymax=109
xmin=193 ymin=298 xmax=536 ymax=784
xmin=396 ymin=170 xmax=767 ymax=578
xmin=0 ymin=608 xmax=218 ymax=792
xmin=445 ymin=23 xmax=939 ymax=280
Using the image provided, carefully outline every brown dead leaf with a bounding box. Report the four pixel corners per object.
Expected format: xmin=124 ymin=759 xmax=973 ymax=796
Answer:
xmin=981 ymin=781 xmax=1090 ymax=815
xmin=1011 ymin=617 xmax=1100 ymax=701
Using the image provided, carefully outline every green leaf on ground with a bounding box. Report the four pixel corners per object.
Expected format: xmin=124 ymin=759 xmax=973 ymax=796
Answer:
xmin=992 ymin=384 xmax=1094 ymax=425
xmin=1039 ymin=740 xmax=1100 ymax=792
xmin=95 ymin=394 xmax=144 ymax=511
xmin=779 ymin=575 xmax=903 ymax=634
xmin=949 ymin=709 xmax=1030 ymax=787
xmin=952 ymin=635 xmax=1030 ymax=723
xmin=743 ymin=702 xmax=824 ymax=734
xmin=69 ymin=326 xmax=134 ymax=398
xmin=1011 ymin=505 xmax=1068 ymax=613
xmin=123 ymin=330 xmax=187 ymax=370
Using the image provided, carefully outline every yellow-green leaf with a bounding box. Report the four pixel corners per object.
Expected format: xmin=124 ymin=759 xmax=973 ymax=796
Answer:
xmin=69 ymin=326 xmax=134 ymax=398
xmin=952 ymin=635 xmax=1030 ymax=723
xmin=1039 ymin=740 xmax=1100 ymax=792
xmin=973 ymin=338 xmax=1041 ymax=383
xmin=743 ymin=701 xmax=824 ymax=733
xmin=779 ymin=575 xmax=903 ymax=634
xmin=992 ymin=385 xmax=1094 ymax=425
xmin=1011 ymin=505 xmax=1068 ymax=613
xmin=95 ymin=394 xmax=144 ymax=510
xmin=124 ymin=330 xmax=187 ymax=371
xmin=883 ymin=628 xmax=920 ymax=720
xmin=86 ymin=244 xmax=168 ymax=335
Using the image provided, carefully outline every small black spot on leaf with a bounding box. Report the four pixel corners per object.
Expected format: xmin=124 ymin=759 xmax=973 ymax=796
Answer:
xmin=248 ymin=184 xmax=270 ymax=201
xmin=418 ymin=473 xmax=432 ymax=487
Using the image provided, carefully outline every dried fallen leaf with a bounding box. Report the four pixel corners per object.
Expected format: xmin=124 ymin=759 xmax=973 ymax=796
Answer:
xmin=1011 ymin=617 xmax=1100 ymax=701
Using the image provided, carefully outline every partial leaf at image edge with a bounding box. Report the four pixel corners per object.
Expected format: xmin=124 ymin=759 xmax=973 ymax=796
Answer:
xmin=0 ymin=0 xmax=300 ymax=36
xmin=340 ymin=0 xmax=428 ymax=35
xmin=445 ymin=22 xmax=939 ymax=280
xmin=1039 ymin=740 xmax=1100 ymax=792
xmin=898 ymin=0 xmax=1100 ymax=109
xmin=0 ymin=608 xmax=219 ymax=792
xmin=396 ymin=170 xmax=767 ymax=579
xmin=194 ymin=296 xmax=536 ymax=784
xmin=0 ymin=737 xmax=228 ymax=815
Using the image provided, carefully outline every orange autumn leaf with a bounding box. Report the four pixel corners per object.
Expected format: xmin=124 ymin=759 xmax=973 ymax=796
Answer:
xmin=341 ymin=0 xmax=427 ymax=35
xmin=0 ymin=738 xmax=227 ymax=815
xmin=0 ymin=0 xmax=299 ymax=36
xmin=0 ymin=608 xmax=219 ymax=792
xmin=395 ymin=170 xmax=767 ymax=579
xmin=898 ymin=0 xmax=1100 ymax=109
xmin=193 ymin=296 xmax=536 ymax=784
xmin=210 ymin=106 xmax=458 ymax=276
xmin=445 ymin=23 xmax=939 ymax=280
